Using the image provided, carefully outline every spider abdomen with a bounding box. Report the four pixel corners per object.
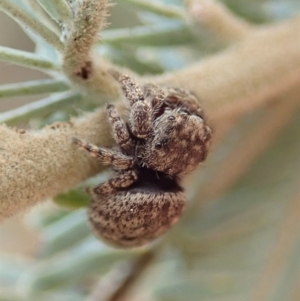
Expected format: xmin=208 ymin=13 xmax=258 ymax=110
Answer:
xmin=88 ymin=186 xmax=185 ymax=248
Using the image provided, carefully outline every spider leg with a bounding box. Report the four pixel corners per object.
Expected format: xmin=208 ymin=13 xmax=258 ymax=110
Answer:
xmin=130 ymin=101 xmax=152 ymax=138
xmin=89 ymin=170 xmax=138 ymax=195
xmin=110 ymin=70 xmax=151 ymax=139
xmin=143 ymin=84 xmax=167 ymax=119
xmin=73 ymin=138 xmax=134 ymax=169
xmin=110 ymin=70 xmax=144 ymax=106
xmin=106 ymin=104 xmax=133 ymax=155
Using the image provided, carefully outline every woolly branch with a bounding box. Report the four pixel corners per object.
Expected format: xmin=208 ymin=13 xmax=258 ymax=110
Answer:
xmin=62 ymin=0 xmax=122 ymax=99
xmin=155 ymin=16 xmax=300 ymax=120
xmin=0 ymin=106 xmax=116 ymax=221
xmin=185 ymin=0 xmax=253 ymax=46
xmin=0 ymin=5 xmax=300 ymax=220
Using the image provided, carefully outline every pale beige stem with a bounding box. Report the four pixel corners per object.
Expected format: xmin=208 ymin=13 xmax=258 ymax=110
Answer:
xmin=62 ymin=0 xmax=122 ymax=99
xmin=185 ymin=0 xmax=253 ymax=46
xmin=155 ymin=16 xmax=300 ymax=121
xmin=1 ymin=14 xmax=300 ymax=221
xmin=0 ymin=108 xmax=115 ymax=221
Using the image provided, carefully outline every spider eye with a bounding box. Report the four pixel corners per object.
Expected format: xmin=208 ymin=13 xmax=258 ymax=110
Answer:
xmin=155 ymin=142 xmax=162 ymax=149
xmin=168 ymin=115 xmax=175 ymax=121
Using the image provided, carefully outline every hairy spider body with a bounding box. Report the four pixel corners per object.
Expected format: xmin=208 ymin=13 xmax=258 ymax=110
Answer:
xmin=88 ymin=168 xmax=185 ymax=247
xmin=74 ymin=71 xmax=212 ymax=248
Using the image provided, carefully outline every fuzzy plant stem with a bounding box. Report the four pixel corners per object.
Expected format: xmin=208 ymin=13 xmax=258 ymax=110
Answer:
xmin=0 ymin=107 xmax=115 ymax=221
xmin=154 ymin=16 xmax=300 ymax=121
xmin=62 ymin=0 xmax=122 ymax=99
xmin=185 ymin=0 xmax=253 ymax=45
xmin=0 ymin=5 xmax=300 ymax=219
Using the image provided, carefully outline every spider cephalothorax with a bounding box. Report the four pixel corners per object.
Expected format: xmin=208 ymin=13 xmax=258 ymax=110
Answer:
xmin=74 ymin=71 xmax=212 ymax=248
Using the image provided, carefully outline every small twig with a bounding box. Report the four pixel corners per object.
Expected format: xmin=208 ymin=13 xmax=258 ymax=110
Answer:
xmin=0 ymin=91 xmax=80 ymax=125
xmin=124 ymin=0 xmax=185 ymax=19
xmin=62 ymin=0 xmax=122 ymax=98
xmin=24 ymin=0 xmax=61 ymax=35
xmin=0 ymin=46 xmax=61 ymax=72
xmin=0 ymin=78 xmax=70 ymax=99
xmin=86 ymin=248 xmax=158 ymax=301
xmin=100 ymin=23 xmax=194 ymax=47
xmin=35 ymin=0 xmax=73 ymax=25
xmin=0 ymin=0 xmax=64 ymax=52
xmin=185 ymin=0 xmax=253 ymax=45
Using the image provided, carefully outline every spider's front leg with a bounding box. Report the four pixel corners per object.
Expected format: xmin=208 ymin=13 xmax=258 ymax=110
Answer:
xmin=73 ymin=138 xmax=134 ymax=170
xmin=110 ymin=70 xmax=151 ymax=139
xmin=106 ymin=104 xmax=133 ymax=155
xmin=143 ymin=83 xmax=167 ymax=119
xmin=73 ymin=138 xmax=138 ymax=195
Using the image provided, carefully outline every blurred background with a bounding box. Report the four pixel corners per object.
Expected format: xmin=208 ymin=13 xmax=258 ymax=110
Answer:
xmin=0 ymin=1 xmax=299 ymax=301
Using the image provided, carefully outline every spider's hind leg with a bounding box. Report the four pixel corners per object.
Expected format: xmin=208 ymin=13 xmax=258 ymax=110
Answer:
xmin=88 ymin=170 xmax=138 ymax=196
xmin=73 ymin=138 xmax=134 ymax=170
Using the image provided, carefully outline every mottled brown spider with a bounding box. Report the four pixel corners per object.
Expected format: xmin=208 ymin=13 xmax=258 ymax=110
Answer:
xmin=73 ymin=71 xmax=212 ymax=248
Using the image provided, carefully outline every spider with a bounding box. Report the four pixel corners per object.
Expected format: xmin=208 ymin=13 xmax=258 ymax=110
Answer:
xmin=73 ymin=71 xmax=212 ymax=248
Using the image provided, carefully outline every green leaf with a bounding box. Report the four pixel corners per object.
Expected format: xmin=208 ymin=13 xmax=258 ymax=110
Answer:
xmin=101 ymin=22 xmax=195 ymax=47
xmin=54 ymin=188 xmax=89 ymax=209
xmin=36 ymin=0 xmax=72 ymax=24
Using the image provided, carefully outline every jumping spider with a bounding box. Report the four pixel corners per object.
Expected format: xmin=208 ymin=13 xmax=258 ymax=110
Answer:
xmin=74 ymin=71 xmax=212 ymax=248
